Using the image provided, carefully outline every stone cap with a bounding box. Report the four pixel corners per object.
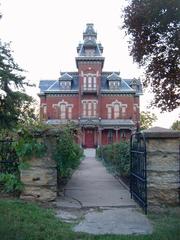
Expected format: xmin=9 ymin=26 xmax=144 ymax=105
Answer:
xmin=142 ymin=127 xmax=180 ymax=139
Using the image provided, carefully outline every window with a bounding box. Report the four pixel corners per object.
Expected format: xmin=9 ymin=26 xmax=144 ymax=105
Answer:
xmin=82 ymin=100 xmax=97 ymax=117
xmin=107 ymin=101 xmax=127 ymax=120
xmin=93 ymin=77 xmax=96 ymax=89
xmin=122 ymin=106 xmax=126 ymax=117
xmin=60 ymin=81 xmax=71 ymax=90
xmin=60 ymin=104 xmax=66 ymax=119
xmin=83 ymin=102 xmax=86 ymax=116
xmin=107 ymin=107 xmax=112 ymax=119
xmin=93 ymin=101 xmax=97 ymax=117
xmin=83 ymin=75 xmax=96 ymax=90
xmin=83 ymin=77 xmax=87 ymax=89
xmin=88 ymin=102 xmax=92 ymax=116
xmin=114 ymin=104 xmax=120 ymax=119
xmin=53 ymin=101 xmax=73 ymax=120
xmin=88 ymin=76 xmax=92 ymax=89
xmin=41 ymin=104 xmax=47 ymax=120
xmin=108 ymin=130 xmax=114 ymax=144
xmin=68 ymin=107 xmax=72 ymax=119
xmin=109 ymin=81 xmax=120 ymax=90
xmin=43 ymin=105 xmax=47 ymax=115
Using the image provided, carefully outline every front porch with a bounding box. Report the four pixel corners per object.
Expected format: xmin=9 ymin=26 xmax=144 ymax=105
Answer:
xmin=79 ymin=118 xmax=136 ymax=148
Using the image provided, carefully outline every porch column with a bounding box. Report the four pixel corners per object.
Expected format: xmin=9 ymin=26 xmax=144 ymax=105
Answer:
xmin=116 ymin=129 xmax=118 ymax=143
xmin=94 ymin=128 xmax=97 ymax=147
xmin=79 ymin=128 xmax=83 ymax=146
xmin=98 ymin=128 xmax=102 ymax=147
xmin=82 ymin=127 xmax=85 ymax=147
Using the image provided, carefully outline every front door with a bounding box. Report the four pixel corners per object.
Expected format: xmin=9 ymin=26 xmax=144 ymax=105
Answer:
xmin=85 ymin=129 xmax=94 ymax=148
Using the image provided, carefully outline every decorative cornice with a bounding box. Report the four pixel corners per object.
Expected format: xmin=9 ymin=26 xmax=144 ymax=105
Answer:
xmin=46 ymin=93 xmax=78 ymax=97
xmin=101 ymin=93 xmax=134 ymax=96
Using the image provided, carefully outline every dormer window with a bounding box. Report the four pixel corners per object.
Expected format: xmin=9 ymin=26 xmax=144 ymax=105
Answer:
xmin=107 ymin=72 xmax=121 ymax=91
xmin=109 ymin=81 xmax=120 ymax=90
xmin=59 ymin=73 xmax=73 ymax=90
xmin=60 ymin=81 xmax=71 ymax=90
xmin=130 ymin=78 xmax=138 ymax=91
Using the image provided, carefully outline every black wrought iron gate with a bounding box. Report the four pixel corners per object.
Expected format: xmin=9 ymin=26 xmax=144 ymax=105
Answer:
xmin=130 ymin=132 xmax=147 ymax=214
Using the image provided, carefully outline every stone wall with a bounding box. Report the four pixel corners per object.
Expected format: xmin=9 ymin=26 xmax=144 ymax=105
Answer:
xmin=144 ymin=129 xmax=180 ymax=210
xmin=20 ymin=131 xmax=57 ymax=202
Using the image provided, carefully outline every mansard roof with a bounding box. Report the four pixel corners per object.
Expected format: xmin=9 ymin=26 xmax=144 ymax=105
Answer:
xmin=107 ymin=72 xmax=121 ymax=81
xmin=39 ymin=72 xmax=79 ymax=94
xmin=39 ymin=80 xmax=56 ymax=93
xmin=39 ymin=71 xmax=142 ymax=95
xmin=59 ymin=72 xmax=73 ymax=81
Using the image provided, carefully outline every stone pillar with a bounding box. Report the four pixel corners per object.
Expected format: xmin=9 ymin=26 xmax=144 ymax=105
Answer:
xmin=144 ymin=129 xmax=180 ymax=210
xmin=20 ymin=130 xmax=57 ymax=202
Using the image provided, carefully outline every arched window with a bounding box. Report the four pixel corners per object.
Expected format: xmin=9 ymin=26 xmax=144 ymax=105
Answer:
xmin=93 ymin=101 xmax=97 ymax=116
xmin=114 ymin=104 xmax=120 ymax=119
xmin=107 ymin=106 xmax=112 ymax=119
xmin=60 ymin=104 xmax=66 ymax=119
xmin=68 ymin=106 xmax=72 ymax=119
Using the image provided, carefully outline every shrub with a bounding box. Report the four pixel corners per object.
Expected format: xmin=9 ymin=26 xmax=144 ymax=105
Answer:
xmin=54 ymin=127 xmax=83 ymax=178
xmin=98 ymin=141 xmax=130 ymax=177
xmin=0 ymin=173 xmax=24 ymax=194
xmin=14 ymin=127 xmax=47 ymax=161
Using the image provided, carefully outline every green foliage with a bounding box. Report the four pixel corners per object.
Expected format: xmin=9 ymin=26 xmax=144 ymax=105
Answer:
xmin=13 ymin=122 xmax=47 ymax=161
xmin=122 ymin=0 xmax=180 ymax=111
xmin=0 ymin=200 xmax=180 ymax=240
xmin=54 ymin=126 xmax=83 ymax=178
xmin=97 ymin=141 xmax=130 ymax=177
xmin=171 ymin=120 xmax=180 ymax=130
xmin=0 ymin=40 xmax=36 ymax=129
xmin=140 ymin=111 xmax=157 ymax=130
xmin=0 ymin=173 xmax=23 ymax=193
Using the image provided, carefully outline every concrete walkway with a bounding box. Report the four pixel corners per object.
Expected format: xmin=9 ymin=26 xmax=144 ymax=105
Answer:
xmin=55 ymin=148 xmax=153 ymax=235
xmin=64 ymin=148 xmax=135 ymax=208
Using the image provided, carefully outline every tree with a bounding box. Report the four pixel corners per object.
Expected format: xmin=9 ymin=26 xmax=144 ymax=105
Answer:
xmin=122 ymin=0 xmax=180 ymax=111
xmin=171 ymin=120 xmax=180 ymax=130
xmin=0 ymin=41 xmax=35 ymax=129
xmin=140 ymin=111 xmax=157 ymax=130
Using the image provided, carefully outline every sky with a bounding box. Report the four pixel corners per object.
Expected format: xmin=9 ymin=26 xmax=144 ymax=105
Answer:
xmin=0 ymin=0 xmax=179 ymax=128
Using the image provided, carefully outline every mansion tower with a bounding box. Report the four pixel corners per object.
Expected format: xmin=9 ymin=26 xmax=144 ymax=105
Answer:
xmin=39 ymin=24 xmax=142 ymax=147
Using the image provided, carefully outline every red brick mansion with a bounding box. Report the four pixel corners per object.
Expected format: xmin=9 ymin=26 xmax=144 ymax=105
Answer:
xmin=39 ymin=24 xmax=142 ymax=148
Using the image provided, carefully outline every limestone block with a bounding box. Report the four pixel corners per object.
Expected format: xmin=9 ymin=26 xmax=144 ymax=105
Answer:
xmin=146 ymin=152 xmax=179 ymax=171
xmin=147 ymin=171 xmax=179 ymax=188
xmin=21 ymin=167 xmax=57 ymax=186
xmin=26 ymin=156 xmax=56 ymax=168
xmin=148 ymin=187 xmax=179 ymax=205
xmin=20 ymin=186 xmax=56 ymax=202
xmin=146 ymin=139 xmax=179 ymax=153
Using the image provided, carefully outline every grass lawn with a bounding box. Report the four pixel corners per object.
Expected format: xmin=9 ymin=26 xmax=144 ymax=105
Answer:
xmin=0 ymin=199 xmax=180 ymax=240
